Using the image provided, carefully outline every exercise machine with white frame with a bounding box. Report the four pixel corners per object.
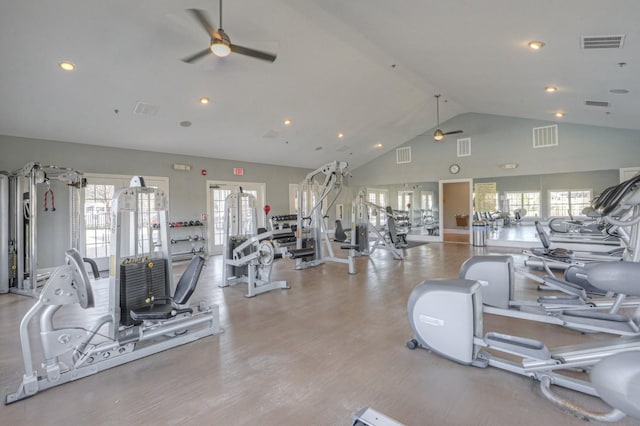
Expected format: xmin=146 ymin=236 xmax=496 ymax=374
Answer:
xmin=6 ymin=177 xmax=221 ymax=404
xmin=220 ymin=189 xmax=289 ymax=297
xmin=291 ymin=161 xmax=355 ymax=274
xmin=6 ymin=162 xmax=86 ymax=296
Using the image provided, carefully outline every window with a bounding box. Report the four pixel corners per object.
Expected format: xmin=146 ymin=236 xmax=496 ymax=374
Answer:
xmin=504 ymin=192 xmax=540 ymax=218
xmin=84 ymin=184 xmax=115 ymax=259
xmin=549 ymin=190 xmax=592 ymax=217
xmin=366 ymin=188 xmax=388 ymax=228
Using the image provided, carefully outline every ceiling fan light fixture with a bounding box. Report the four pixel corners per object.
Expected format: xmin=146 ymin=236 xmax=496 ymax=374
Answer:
xmin=433 ymin=129 xmax=444 ymax=141
xmin=211 ymin=39 xmax=231 ymax=57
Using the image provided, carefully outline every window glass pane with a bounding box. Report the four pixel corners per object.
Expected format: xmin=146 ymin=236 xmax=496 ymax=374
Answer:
xmin=84 ymin=184 xmax=114 ymax=259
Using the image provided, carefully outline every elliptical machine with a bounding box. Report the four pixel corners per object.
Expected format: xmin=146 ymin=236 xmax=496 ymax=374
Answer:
xmin=406 ymin=269 xmax=640 ymax=421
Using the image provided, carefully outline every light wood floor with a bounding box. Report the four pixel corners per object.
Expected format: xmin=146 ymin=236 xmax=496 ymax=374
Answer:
xmin=0 ymin=243 xmax=636 ymax=425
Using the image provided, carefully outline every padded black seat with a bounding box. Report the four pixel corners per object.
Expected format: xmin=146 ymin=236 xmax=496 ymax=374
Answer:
xmin=130 ymin=255 xmax=205 ymax=321
xmin=334 ymin=220 xmax=349 ymax=242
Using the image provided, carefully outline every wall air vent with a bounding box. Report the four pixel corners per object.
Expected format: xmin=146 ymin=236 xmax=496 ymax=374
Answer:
xmin=584 ymin=100 xmax=610 ymax=108
xmin=396 ymin=147 xmax=411 ymax=164
xmin=133 ymin=102 xmax=159 ymax=116
xmin=581 ymin=35 xmax=625 ymax=49
xmin=532 ymin=124 xmax=558 ymax=149
xmin=457 ymin=138 xmax=471 ymax=157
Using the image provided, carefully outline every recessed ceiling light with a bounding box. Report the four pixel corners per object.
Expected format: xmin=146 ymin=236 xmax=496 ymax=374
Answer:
xmin=528 ymin=41 xmax=545 ymax=50
xmin=59 ymin=61 xmax=75 ymax=71
xmin=199 ymin=97 xmax=210 ymax=105
xmin=180 ymin=120 xmax=192 ymax=127
xmin=283 ymin=119 xmax=292 ymax=126
xmin=374 ymin=143 xmax=383 ymax=148
xmin=337 ymin=132 xmax=344 ymax=139
xmin=610 ymin=89 xmax=629 ymax=94
xmin=545 ymin=86 xmax=557 ymax=93
xmin=554 ymin=112 xmax=564 ymax=118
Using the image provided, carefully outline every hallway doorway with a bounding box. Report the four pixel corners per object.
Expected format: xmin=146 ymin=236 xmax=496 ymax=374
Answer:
xmin=439 ymin=179 xmax=473 ymax=244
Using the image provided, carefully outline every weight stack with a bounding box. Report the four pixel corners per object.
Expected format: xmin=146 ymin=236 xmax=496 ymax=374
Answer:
xmin=120 ymin=258 xmax=168 ymax=326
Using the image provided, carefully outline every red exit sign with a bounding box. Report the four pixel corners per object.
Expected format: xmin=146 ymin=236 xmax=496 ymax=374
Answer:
xmin=233 ymin=167 xmax=244 ymax=176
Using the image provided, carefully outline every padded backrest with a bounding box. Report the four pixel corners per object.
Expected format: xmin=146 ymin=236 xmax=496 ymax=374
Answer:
xmin=173 ymin=255 xmax=205 ymax=304
xmin=334 ymin=220 xmax=348 ymax=241
xmin=534 ymin=221 xmax=550 ymax=249
xmin=387 ymin=217 xmax=398 ymax=244
xmin=66 ymin=249 xmax=95 ymax=309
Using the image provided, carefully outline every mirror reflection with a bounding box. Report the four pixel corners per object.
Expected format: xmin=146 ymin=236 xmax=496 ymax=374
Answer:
xmin=363 ymin=169 xmax=623 ymax=245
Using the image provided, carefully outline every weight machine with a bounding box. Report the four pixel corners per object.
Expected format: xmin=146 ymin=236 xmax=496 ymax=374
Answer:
xmin=220 ymin=190 xmax=289 ymax=297
xmin=292 ymin=161 xmax=355 ymax=274
xmin=4 ymin=162 xmax=86 ymax=296
xmin=6 ymin=177 xmax=221 ymax=403
xmin=350 ymin=190 xmax=403 ymax=260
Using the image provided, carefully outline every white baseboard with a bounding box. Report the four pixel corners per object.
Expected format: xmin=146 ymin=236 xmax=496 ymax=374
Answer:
xmin=444 ymin=228 xmax=469 ymax=235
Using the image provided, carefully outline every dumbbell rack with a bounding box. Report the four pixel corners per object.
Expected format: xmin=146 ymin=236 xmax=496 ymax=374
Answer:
xmin=168 ymin=220 xmax=207 ymax=261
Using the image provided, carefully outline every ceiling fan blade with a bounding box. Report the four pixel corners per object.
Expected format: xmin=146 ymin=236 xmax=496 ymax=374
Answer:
xmin=230 ymin=44 xmax=277 ymax=62
xmin=442 ymin=130 xmax=464 ymax=136
xmin=182 ymin=47 xmax=212 ymax=63
xmin=186 ymin=9 xmax=220 ymax=40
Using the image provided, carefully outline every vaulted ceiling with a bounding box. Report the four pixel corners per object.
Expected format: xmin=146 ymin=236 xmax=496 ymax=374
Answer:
xmin=0 ymin=1 xmax=638 ymax=169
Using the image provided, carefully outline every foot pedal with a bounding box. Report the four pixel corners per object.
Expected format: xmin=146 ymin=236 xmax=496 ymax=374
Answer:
xmin=484 ymin=332 xmax=551 ymax=360
xmin=537 ymin=294 xmax=583 ymax=305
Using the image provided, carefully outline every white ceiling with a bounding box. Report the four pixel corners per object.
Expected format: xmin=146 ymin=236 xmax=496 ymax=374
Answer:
xmin=0 ymin=0 xmax=638 ymax=169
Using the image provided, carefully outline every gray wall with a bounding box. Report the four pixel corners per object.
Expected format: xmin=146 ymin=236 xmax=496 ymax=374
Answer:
xmin=0 ymin=135 xmax=310 ymax=267
xmin=351 ymin=112 xmax=640 ymax=185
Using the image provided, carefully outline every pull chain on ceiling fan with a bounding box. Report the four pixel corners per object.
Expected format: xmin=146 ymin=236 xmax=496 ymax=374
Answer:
xmin=182 ymin=0 xmax=277 ymax=64
xmin=433 ymin=94 xmax=463 ymax=141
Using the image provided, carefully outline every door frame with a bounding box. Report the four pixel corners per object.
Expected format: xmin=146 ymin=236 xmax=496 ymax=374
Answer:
xmin=439 ymin=178 xmax=473 ymax=243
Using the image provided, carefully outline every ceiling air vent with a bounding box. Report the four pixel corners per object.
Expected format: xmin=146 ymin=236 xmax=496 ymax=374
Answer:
xmin=133 ymin=102 xmax=159 ymax=116
xmin=532 ymin=124 xmax=558 ymax=149
xmin=396 ymin=147 xmax=411 ymax=164
xmin=581 ymin=35 xmax=625 ymax=49
xmin=584 ymin=100 xmax=610 ymax=108
xmin=457 ymin=138 xmax=471 ymax=157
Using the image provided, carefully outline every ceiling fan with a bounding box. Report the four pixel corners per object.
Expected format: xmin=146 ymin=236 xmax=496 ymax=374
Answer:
xmin=433 ymin=94 xmax=463 ymax=141
xmin=182 ymin=1 xmax=277 ymax=64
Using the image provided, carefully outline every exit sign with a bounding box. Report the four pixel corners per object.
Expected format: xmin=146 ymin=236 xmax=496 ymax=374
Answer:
xmin=233 ymin=167 xmax=244 ymax=176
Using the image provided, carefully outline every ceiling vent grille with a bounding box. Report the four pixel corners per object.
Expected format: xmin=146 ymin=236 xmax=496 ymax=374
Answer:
xmin=133 ymin=102 xmax=159 ymax=116
xmin=584 ymin=100 xmax=610 ymax=108
xmin=581 ymin=35 xmax=625 ymax=49
xmin=457 ymin=138 xmax=471 ymax=157
xmin=396 ymin=147 xmax=411 ymax=164
xmin=532 ymin=124 xmax=558 ymax=149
